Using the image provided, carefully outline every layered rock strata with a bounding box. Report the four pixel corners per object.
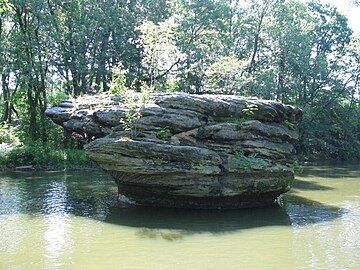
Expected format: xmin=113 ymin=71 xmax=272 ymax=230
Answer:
xmin=46 ymin=93 xmax=302 ymax=209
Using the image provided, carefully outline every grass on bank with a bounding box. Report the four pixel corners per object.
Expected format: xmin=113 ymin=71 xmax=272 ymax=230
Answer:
xmin=0 ymin=144 xmax=93 ymax=170
xmin=0 ymin=124 xmax=94 ymax=171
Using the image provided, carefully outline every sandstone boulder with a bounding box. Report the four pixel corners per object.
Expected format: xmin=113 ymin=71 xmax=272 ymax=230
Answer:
xmin=46 ymin=92 xmax=302 ymax=209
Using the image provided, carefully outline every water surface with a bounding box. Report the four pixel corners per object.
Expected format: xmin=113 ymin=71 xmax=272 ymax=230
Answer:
xmin=0 ymin=165 xmax=359 ymax=269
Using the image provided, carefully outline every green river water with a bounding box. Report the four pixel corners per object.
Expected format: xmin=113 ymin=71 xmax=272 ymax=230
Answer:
xmin=0 ymin=164 xmax=359 ymax=270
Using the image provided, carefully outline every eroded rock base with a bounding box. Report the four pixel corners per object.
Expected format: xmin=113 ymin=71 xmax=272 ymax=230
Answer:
xmin=116 ymin=182 xmax=285 ymax=209
xmin=112 ymin=170 xmax=293 ymax=209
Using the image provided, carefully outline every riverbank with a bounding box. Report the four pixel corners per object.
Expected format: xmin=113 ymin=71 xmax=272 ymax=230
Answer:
xmin=1 ymin=142 xmax=358 ymax=173
xmin=0 ymin=143 xmax=96 ymax=172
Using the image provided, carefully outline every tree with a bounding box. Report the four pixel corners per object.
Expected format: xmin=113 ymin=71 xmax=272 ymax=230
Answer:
xmin=0 ymin=0 xmax=358 ymax=160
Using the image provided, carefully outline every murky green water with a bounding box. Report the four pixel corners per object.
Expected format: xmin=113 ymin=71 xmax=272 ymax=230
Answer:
xmin=0 ymin=164 xmax=359 ymax=270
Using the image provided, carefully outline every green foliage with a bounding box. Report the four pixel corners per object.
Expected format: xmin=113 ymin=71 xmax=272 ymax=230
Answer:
xmin=0 ymin=0 xmax=10 ymax=12
xmin=114 ymin=153 xmax=123 ymax=160
xmin=0 ymin=118 xmax=84 ymax=170
xmin=47 ymin=91 xmax=70 ymax=107
xmin=109 ymin=84 xmax=154 ymax=139
xmin=242 ymin=104 xmax=259 ymax=118
xmin=156 ymin=127 xmax=171 ymax=140
xmin=283 ymin=120 xmax=296 ymax=130
xmin=293 ymin=161 xmax=304 ymax=174
xmin=120 ymin=93 xmax=140 ymax=132
xmin=137 ymin=18 xmax=181 ymax=88
xmin=229 ymin=118 xmax=247 ymax=125
xmin=164 ymin=79 xmax=181 ymax=92
xmin=299 ymin=101 xmax=360 ymax=161
xmin=206 ymin=55 xmax=247 ymax=94
xmin=225 ymin=104 xmax=259 ymax=125
xmin=110 ymin=66 xmax=128 ymax=95
xmin=0 ymin=0 xmax=359 ymax=162
xmin=139 ymin=82 xmax=155 ymax=105
xmin=0 ymin=123 xmax=20 ymax=145
xmin=152 ymin=156 xmax=166 ymax=165
xmin=0 ymin=143 xmax=91 ymax=169
xmin=118 ymin=81 xmax=155 ymax=135
xmin=234 ymin=150 xmax=266 ymax=169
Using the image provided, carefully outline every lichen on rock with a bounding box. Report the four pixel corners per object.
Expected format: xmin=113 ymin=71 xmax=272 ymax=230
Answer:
xmin=46 ymin=92 xmax=302 ymax=209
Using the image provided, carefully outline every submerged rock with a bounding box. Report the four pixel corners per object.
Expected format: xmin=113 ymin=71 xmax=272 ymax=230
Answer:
xmin=46 ymin=92 xmax=302 ymax=209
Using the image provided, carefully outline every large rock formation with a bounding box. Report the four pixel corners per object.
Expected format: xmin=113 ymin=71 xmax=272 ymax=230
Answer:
xmin=46 ymin=92 xmax=302 ymax=209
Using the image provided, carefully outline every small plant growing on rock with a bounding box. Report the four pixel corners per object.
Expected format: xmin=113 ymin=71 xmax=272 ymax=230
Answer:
xmin=156 ymin=127 xmax=171 ymax=140
xmin=139 ymin=82 xmax=155 ymax=105
xmin=119 ymin=91 xmax=141 ymax=133
xmin=283 ymin=119 xmax=296 ymax=130
xmin=114 ymin=153 xmax=123 ymax=159
xmin=293 ymin=160 xmax=303 ymax=173
xmin=118 ymin=82 xmax=155 ymax=137
xmin=152 ymin=156 xmax=166 ymax=165
xmin=234 ymin=150 xmax=265 ymax=169
xmin=109 ymin=65 xmax=128 ymax=95
xmin=242 ymin=104 xmax=258 ymax=118
xmin=109 ymin=64 xmax=155 ymax=136
xmin=227 ymin=104 xmax=259 ymax=125
xmin=230 ymin=117 xmax=247 ymax=125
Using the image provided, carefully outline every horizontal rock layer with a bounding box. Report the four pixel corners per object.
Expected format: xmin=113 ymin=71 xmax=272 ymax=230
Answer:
xmin=46 ymin=92 xmax=302 ymax=209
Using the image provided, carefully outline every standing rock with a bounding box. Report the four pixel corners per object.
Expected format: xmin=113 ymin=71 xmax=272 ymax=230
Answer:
xmin=46 ymin=92 xmax=302 ymax=209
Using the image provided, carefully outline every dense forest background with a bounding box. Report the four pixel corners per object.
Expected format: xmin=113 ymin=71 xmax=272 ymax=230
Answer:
xmin=0 ymin=0 xmax=359 ymax=168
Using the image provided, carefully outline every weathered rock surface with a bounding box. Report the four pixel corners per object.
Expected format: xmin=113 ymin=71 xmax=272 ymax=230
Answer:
xmin=46 ymin=92 xmax=302 ymax=209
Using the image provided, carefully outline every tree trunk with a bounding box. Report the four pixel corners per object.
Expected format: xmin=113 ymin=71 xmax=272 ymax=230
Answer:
xmin=95 ymin=29 xmax=111 ymax=92
xmin=248 ymin=0 xmax=273 ymax=74
xmin=1 ymin=73 xmax=11 ymax=123
xmin=27 ymin=84 xmax=38 ymax=140
xmin=277 ymin=52 xmax=285 ymax=102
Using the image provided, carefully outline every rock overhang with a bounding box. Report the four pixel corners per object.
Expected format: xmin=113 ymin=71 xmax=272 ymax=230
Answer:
xmin=46 ymin=92 xmax=302 ymax=209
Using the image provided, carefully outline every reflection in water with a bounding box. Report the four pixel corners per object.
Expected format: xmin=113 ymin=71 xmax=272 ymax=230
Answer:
xmin=340 ymin=198 xmax=360 ymax=264
xmin=136 ymin=229 xmax=186 ymax=241
xmin=0 ymin=177 xmax=25 ymax=256
xmin=291 ymin=197 xmax=360 ymax=270
xmin=0 ymin=164 xmax=359 ymax=269
xmin=105 ymin=205 xmax=291 ymax=234
xmin=44 ymin=214 xmax=72 ymax=268
xmin=104 ymin=194 xmax=345 ymax=242
xmin=43 ymin=181 xmax=73 ymax=268
xmin=0 ymin=171 xmax=116 ymax=269
xmin=279 ymin=194 xmax=346 ymax=227
xmin=0 ymin=215 xmax=22 ymax=254
xmin=42 ymin=180 xmax=69 ymax=214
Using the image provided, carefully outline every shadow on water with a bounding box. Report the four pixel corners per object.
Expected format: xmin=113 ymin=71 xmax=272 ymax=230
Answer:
xmin=0 ymin=170 xmax=348 ymax=238
xmin=106 ymin=206 xmax=291 ymax=241
xmin=103 ymin=194 xmax=346 ymax=236
xmin=105 ymin=205 xmax=291 ymax=234
xmin=298 ymin=164 xmax=360 ymax=179
xmin=292 ymin=178 xmax=334 ymax=191
xmin=279 ymin=194 xmax=347 ymax=227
